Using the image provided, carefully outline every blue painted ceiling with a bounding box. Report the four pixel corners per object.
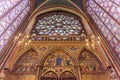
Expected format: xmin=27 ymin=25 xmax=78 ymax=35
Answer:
xmin=34 ymin=0 xmax=83 ymax=10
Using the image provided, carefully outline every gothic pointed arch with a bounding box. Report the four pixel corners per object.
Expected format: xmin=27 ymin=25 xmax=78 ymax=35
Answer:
xmin=11 ymin=46 xmax=39 ymax=68
xmin=30 ymin=10 xmax=87 ymax=38
xmin=40 ymin=47 xmax=78 ymax=78
xmin=60 ymin=71 xmax=76 ymax=80
xmin=13 ymin=48 xmax=39 ymax=73
xmin=25 ymin=5 xmax=92 ymax=35
xmin=79 ymin=48 xmax=104 ymax=73
xmin=41 ymin=71 xmax=58 ymax=80
xmin=40 ymin=47 xmax=78 ymax=66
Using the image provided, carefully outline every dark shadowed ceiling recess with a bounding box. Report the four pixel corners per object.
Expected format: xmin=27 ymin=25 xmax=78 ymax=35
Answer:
xmin=34 ymin=0 xmax=83 ymax=10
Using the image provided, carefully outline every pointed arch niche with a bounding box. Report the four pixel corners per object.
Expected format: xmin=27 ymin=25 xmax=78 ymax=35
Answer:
xmin=60 ymin=71 xmax=76 ymax=80
xmin=79 ymin=48 xmax=110 ymax=80
xmin=41 ymin=71 xmax=58 ymax=80
xmin=4 ymin=49 xmax=39 ymax=80
xmin=40 ymin=49 xmax=78 ymax=80
xmin=13 ymin=49 xmax=39 ymax=73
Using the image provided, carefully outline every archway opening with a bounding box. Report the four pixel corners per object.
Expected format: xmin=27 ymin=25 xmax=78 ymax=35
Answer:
xmin=60 ymin=71 xmax=76 ymax=80
xmin=41 ymin=71 xmax=58 ymax=80
xmin=40 ymin=49 xmax=77 ymax=80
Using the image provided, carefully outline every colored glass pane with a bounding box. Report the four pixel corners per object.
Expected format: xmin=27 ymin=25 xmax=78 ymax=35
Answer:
xmin=31 ymin=12 xmax=86 ymax=36
xmin=87 ymin=0 xmax=120 ymax=58
xmin=0 ymin=0 xmax=30 ymax=52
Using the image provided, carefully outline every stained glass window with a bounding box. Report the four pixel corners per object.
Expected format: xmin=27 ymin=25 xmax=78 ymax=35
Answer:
xmin=86 ymin=0 xmax=120 ymax=59
xmin=0 ymin=0 xmax=30 ymax=52
xmin=31 ymin=12 xmax=86 ymax=36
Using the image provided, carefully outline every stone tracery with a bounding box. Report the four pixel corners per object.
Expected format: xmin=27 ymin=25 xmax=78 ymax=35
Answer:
xmin=31 ymin=11 xmax=86 ymax=36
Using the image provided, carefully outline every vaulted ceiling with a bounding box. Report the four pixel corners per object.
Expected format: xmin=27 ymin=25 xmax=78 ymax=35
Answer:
xmin=34 ymin=0 xmax=83 ymax=10
xmin=34 ymin=0 xmax=44 ymax=8
xmin=71 ymin=0 xmax=83 ymax=10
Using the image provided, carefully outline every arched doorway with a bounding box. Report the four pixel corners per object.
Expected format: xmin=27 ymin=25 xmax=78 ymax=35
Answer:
xmin=60 ymin=71 xmax=76 ymax=80
xmin=41 ymin=71 xmax=58 ymax=80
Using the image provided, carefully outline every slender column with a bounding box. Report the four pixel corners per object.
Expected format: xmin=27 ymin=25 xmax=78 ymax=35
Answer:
xmin=75 ymin=66 xmax=81 ymax=80
xmin=36 ymin=65 xmax=43 ymax=80
xmin=77 ymin=67 xmax=82 ymax=80
xmin=35 ymin=65 xmax=40 ymax=80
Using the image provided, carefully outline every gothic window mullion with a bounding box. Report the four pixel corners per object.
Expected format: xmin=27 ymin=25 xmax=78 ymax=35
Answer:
xmin=88 ymin=5 xmax=120 ymax=42
xmin=0 ymin=0 xmax=23 ymax=21
xmin=109 ymin=0 xmax=120 ymax=7
xmin=86 ymin=0 xmax=120 ymax=59
xmin=32 ymin=12 xmax=86 ymax=36
xmin=0 ymin=0 xmax=30 ymax=52
xmin=88 ymin=0 xmax=120 ymax=41
xmin=92 ymin=0 xmax=120 ymax=26
xmin=0 ymin=3 xmax=29 ymax=38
